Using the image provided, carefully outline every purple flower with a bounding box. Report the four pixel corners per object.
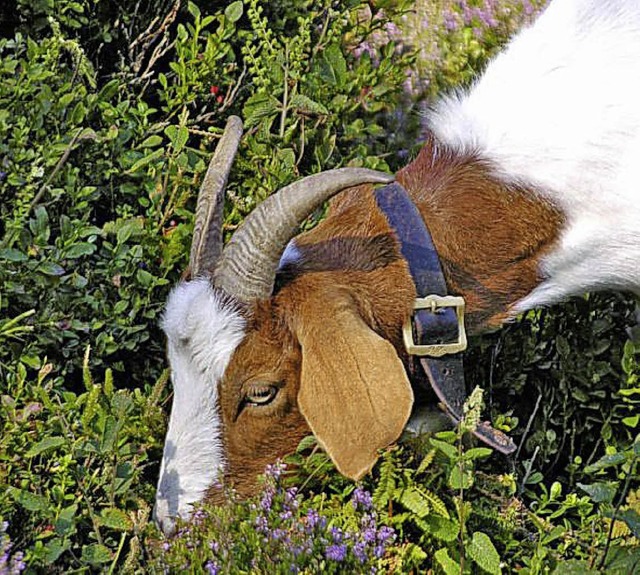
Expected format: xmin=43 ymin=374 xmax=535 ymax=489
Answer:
xmin=0 ymin=523 xmax=26 ymax=574
xmin=325 ymin=543 xmax=347 ymax=562
xmin=280 ymin=510 xmax=293 ymax=521
xmin=329 ymin=526 xmax=344 ymax=543
xmin=264 ymin=461 xmax=285 ymax=481
xmin=374 ymin=544 xmax=386 ymax=559
xmin=161 ymin=541 xmax=171 ymax=551
xmin=305 ymin=509 xmax=325 ymax=532
xmin=205 ymin=560 xmax=220 ymax=575
xmin=254 ymin=515 xmax=268 ymax=533
xmin=260 ymin=491 xmax=273 ymax=512
xmin=351 ymin=487 xmax=373 ymax=511
xmin=353 ymin=541 xmax=368 ymax=564
xmin=363 ymin=527 xmax=377 ymax=544
xmin=377 ymin=525 xmax=395 ymax=544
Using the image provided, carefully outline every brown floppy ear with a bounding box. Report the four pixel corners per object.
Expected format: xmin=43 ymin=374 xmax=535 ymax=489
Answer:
xmin=294 ymin=291 xmax=413 ymax=480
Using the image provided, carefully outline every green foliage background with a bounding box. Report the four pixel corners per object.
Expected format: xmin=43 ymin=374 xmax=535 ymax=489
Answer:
xmin=0 ymin=0 xmax=638 ymax=572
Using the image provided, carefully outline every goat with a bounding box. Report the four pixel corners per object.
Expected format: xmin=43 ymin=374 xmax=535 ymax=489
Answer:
xmin=154 ymin=0 xmax=640 ymax=534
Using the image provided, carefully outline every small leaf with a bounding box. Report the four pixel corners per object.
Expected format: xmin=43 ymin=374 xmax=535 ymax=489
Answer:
xmin=416 ymin=516 xmax=459 ymax=542
xmin=81 ymin=544 xmax=112 ymax=565
xmin=584 ymin=452 xmax=627 ymax=473
xmin=0 ymin=248 xmax=28 ymax=262
xmin=38 ymin=262 xmax=66 ymax=276
xmin=10 ymin=487 xmax=50 ymax=512
xmin=225 ymin=0 xmax=243 ymax=23
xmin=64 ymin=242 xmax=96 ymax=259
xmin=98 ymin=508 xmax=133 ymax=531
xmin=448 ymin=464 xmax=474 ymax=490
xmin=468 ymin=531 xmax=501 ymax=575
xmin=616 ymin=508 xmax=640 ymax=538
xmin=125 ymin=148 xmax=165 ymax=174
xmin=463 ymin=447 xmax=493 ymax=461
xmin=289 ymin=94 xmax=328 ymax=116
xmin=165 ymin=124 xmax=189 ymax=154
xmin=577 ymin=481 xmax=618 ymax=504
xmin=243 ymin=93 xmax=280 ymax=128
xmin=55 ymin=504 xmax=78 ymax=536
xmin=551 ymin=559 xmax=598 ymax=575
xmin=26 ymin=436 xmax=66 ymax=457
xmin=429 ymin=438 xmax=457 ymax=459
xmin=140 ymin=135 xmax=163 ymax=148
xmin=434 ymin=548 xmax=461 ymax=575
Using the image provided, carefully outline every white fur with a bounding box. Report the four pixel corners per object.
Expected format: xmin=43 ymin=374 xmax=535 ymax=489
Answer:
xmin=154 ymin=278 xmax=245 ymax=534
xmin=428 ymin=0 xmax=640 ymax=310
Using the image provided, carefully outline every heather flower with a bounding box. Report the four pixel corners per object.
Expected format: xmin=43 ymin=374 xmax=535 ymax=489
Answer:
xmin=0 ymin=523 xmax=26 ymax=575
xmin=377 ymin=525 xmax=395 ymax=544
xmin=351 ymin=487 xmax=373 ymax=511
xmin=325 ymin=543 xmax=347 ymax=562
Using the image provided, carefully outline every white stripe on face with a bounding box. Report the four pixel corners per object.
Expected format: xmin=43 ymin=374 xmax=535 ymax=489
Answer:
xmin=154 ymin=279 xmax=246 ymax=534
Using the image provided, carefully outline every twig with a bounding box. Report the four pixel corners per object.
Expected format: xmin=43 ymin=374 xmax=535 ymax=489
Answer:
xmin=515 ymin=392 xmax=542 ymax=461
xmin=29 ymin=128 xmax=97 ymax=215
xmin=519 ymin=445 xmax=540 ymax=495
xmin=597 ymin=452 xmax=638 ymax=571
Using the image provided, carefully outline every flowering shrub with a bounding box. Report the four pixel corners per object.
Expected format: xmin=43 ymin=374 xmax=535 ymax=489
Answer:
xmin=150 ymin=463 xmax=400 ymax=574
xmin=0 ymin=523 xmax=25 ymax=575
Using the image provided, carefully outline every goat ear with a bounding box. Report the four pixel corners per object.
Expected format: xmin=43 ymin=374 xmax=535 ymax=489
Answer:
xmin=294 ymin=294 xmax=413 ymax=480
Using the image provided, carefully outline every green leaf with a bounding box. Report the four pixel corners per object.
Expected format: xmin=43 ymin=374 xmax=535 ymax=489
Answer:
xmin=468 ymin=531 xmax=501 ymax=575
xmin=616 ymin=508 xmax=640 ymax=538
xmin=9 ymin=487 xmax=50 ymax=512
xmin=416 ymin=516 xmax=459 ymax=542
xmin=42 ymin=538 xmax=69 ymax=564
xmin=140 ymin=135 xmax=163 ymax=148
xmin=55 ymin=504 xmax=78 ymax=536
xmin=577 ymin=481 xmax=618 ymax=503
xmin=225 ymin=1 xmax=243 ymax=23
xmin=0 ymin=248 xmax=28 ymax=262
xmin=81 ymin=543 xmax=112 ymax=565
xmin=187 ymin=1 xmax=200 ymax=19
xmin=26 ymin=436 xmax=66 ymax=457
xmin=289 ymin=94 xmax=328 ymax=116
xmin=38 ymin=262 xmax=66 ymax=276
xmin=448 ymin=464 xmax=473 ymax=490
xmin=165 ymin=124 xmax=189 ymax=154
xmin=64 ymin=242 xmax=96 ymax=259
xmin=136 ymin=268 xmax=155 ymax=287
xmin=463 ymin=447 xmax=493 ymax=461
xmin=584 ymin=452 xmax=627 ymax=473
xmin=243 ymin=93 xmax=280 ymax=128
xmin=98 ymin=508 xmax=133 ymax=531
xmin=551 ymin=559 xmax=598 ymax=575
xmin=434 ymin=548 xmax=461 ymax=575
xmin=397 ymin=485 xmax=449 ymax=519
xmin=126 ymin=148 xmax=165 ymax=174
xmin=429 ymin=438 xmax=458 ymax=460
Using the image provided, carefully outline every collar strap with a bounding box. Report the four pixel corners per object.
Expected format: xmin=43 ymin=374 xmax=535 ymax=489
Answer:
xmin=374 ymin=182 xmax=516 ymax=455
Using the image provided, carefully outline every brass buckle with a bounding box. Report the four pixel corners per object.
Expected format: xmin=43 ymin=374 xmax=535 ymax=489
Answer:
xmin=403 ymin=295 xmax=467 ymax=357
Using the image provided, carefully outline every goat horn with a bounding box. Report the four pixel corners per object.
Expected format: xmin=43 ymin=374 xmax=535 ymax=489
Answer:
xmin=189 ymin=115 xmax=244 ymax=277
xmin=214 ymin=167 xmax=394 ymax=301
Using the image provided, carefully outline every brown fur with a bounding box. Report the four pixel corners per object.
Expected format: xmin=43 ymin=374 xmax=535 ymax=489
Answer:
xmin=207 ymin=137 xmax=564 ymax=499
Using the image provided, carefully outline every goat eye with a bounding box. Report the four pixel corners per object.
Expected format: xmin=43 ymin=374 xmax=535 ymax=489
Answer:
xmin=245 ymin=385 xmax=278 ymax=407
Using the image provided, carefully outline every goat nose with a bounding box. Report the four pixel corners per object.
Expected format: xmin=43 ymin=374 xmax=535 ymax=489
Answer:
xmin=153 ymin=500 xmax=176 ymax=536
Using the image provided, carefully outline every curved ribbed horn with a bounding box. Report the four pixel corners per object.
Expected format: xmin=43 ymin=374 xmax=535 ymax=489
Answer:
xmin=214 ymin=168 xmax=394 ymax=301
xmin=189 ymin=115 xmax=243 ymax=277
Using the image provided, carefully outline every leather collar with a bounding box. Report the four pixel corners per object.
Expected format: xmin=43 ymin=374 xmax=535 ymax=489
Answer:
xmin=375 ymin=181 xmax=516 ymax=455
